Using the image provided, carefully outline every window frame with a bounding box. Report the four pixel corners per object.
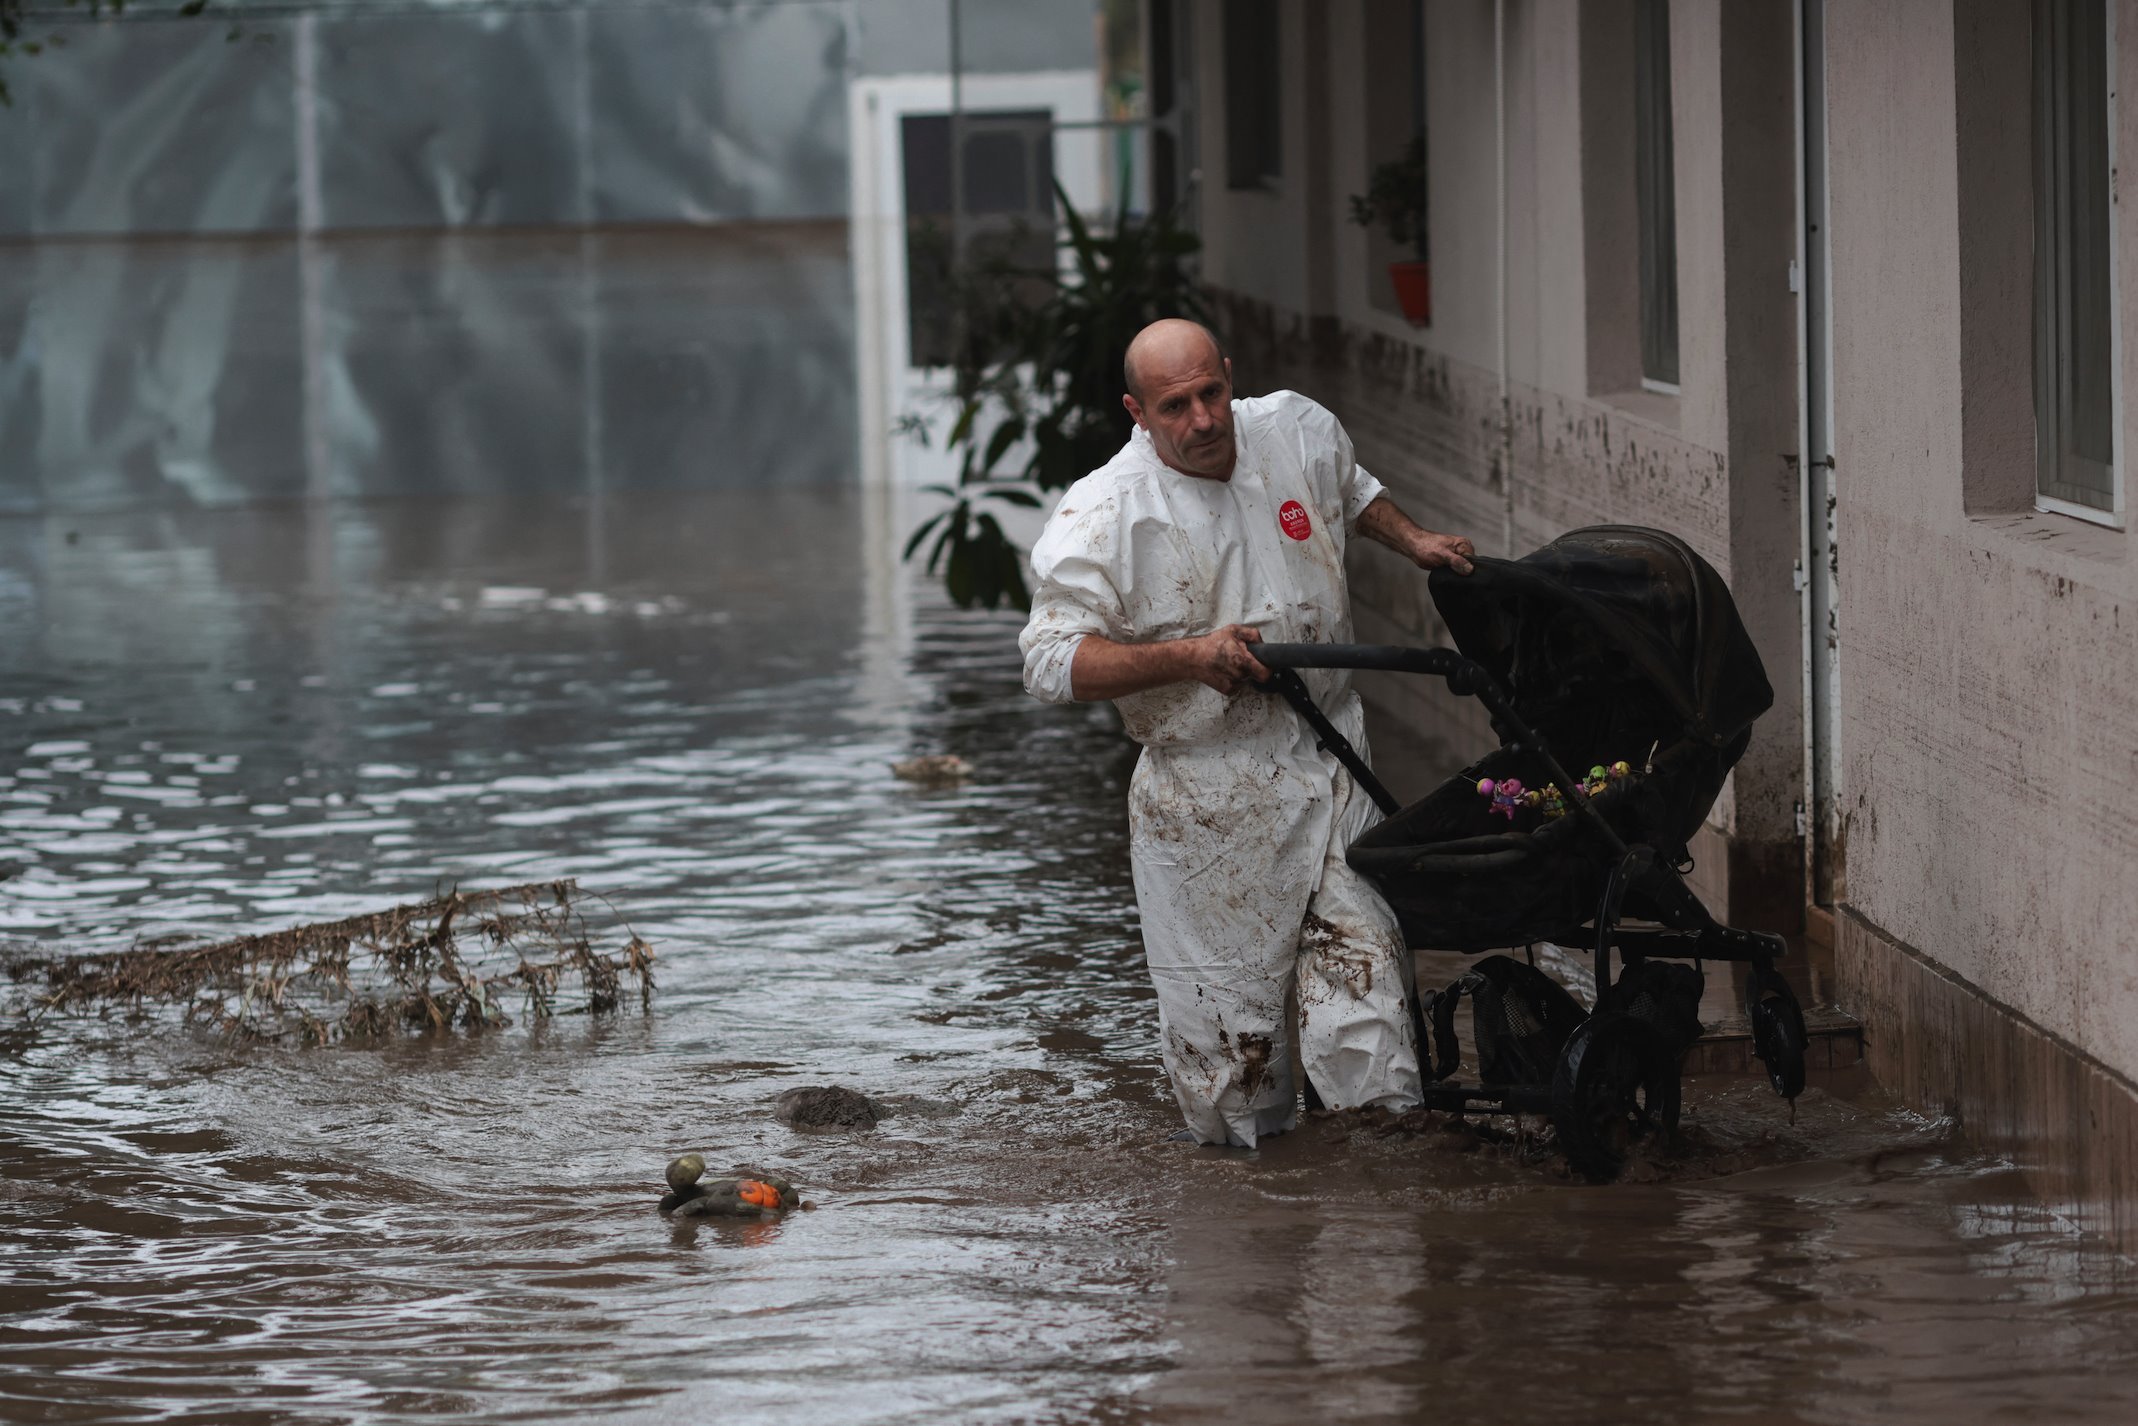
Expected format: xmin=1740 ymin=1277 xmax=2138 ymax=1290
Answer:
xmin=2034 ymin=0 xmax=2125 ymax=528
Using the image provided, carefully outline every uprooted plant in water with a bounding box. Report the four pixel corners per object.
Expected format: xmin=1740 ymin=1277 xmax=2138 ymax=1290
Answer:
xmin=0 ymin=880 xmax=653 ymax=1044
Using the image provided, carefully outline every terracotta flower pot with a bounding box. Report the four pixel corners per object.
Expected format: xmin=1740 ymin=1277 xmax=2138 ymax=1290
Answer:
xmin=1388 ymin=260 xmax=1431 ymax=326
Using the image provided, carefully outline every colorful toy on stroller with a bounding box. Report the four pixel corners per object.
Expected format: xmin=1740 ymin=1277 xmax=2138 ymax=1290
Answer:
xmin=1256 ymin=525 xmax=1808 ymax=1180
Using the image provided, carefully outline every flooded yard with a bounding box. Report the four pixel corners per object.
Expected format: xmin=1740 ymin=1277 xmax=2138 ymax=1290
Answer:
xmin=4 ymin=491 xmax=2138 ymax=1424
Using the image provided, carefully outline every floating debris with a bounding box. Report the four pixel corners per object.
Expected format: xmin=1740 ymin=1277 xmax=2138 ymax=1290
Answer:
xmin=890 ymin=754 xmax=972 ymax=785
xmin=0 ymin=880 xmax=653 ymax=1045
xmin=658 ymin=1153 xmax=800 ymax=1218
xmin=775 ymin=1085 xmax=884 ymax=1130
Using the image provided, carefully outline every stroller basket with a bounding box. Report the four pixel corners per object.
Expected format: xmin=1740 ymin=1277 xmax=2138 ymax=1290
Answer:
xmin=1350 ymin=733 xmax=1744 ymax=952
xmin=1272 ymin=524 xmax=1770 ymax=952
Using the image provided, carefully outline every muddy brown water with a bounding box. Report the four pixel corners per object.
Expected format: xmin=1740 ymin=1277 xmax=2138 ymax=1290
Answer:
xmin=4 ymin=491 xmax=2138 ymax=1424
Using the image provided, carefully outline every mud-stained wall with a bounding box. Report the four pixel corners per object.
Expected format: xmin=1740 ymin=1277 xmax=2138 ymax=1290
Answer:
xmin=1826 ymin=0 xmax=2138 ymax=1084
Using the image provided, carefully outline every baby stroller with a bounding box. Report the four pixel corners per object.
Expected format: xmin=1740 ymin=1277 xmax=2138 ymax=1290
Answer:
xmin=1256 ymin=525 xmax=1808 ymax=1180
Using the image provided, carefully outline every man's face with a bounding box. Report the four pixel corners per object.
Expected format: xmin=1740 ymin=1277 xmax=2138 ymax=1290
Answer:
xmin=1125 ymin=353 xmax=1237 ymax=480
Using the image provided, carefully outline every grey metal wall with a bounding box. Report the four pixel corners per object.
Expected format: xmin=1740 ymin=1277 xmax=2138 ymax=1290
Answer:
xmin=0 ymin=2 xmax=854 ymax=237
xmin=0 ymin=1 xmax=867 ymax=510
xmin=0 ymin=0 xmax=1098 ymax=239
xmin=852 ymin=0 xmax=1103 ymax=79
xmin=0 ymin=0 xmax=1098 ymax=511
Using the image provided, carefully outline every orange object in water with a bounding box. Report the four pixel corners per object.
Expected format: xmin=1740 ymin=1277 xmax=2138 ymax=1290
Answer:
xmin=736 ymin=1179 xmax=782 ymax=1209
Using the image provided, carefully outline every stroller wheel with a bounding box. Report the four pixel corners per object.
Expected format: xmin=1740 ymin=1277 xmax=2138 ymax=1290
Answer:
xmin=1744 ymin=964 xmax=1808 ymax=1101
xmin=1550 ymin=1015 xmax=1681 ymax=1182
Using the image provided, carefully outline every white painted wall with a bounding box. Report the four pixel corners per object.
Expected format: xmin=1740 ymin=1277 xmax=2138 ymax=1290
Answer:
xmin=1827 ymin=0 xmax=2138 ymax=1081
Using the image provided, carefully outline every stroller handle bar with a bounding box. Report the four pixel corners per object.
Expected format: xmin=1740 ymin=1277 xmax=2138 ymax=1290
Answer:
xmin=1252 ymin=642 xmax=1630 ymax=858
xmin=1258 ymin=642 xmax=1477 ymax=681
xmin=1255 ymin=642 xmax=1517 ymax=723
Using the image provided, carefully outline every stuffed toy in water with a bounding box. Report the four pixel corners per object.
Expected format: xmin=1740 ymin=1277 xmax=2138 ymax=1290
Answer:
xmin=658 ymin=1153 xmax=800 ymax=1218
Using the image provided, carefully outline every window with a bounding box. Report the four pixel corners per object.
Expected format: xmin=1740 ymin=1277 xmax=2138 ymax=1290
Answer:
xmin=1149 ymin=0 xmax=1183 ymax=213
xmin=1360 ymin=1 xmax=1428 ymax=319
xmin=1635 ymin=0 xmax=1679 ymax=390
xmin=1224 ymin=0 xmax=1281 ymax=190
xmin=901 ymin=110 xmax=1056 ymax=368
xmin=2034 ymin=0 xmax=2120 ymax=518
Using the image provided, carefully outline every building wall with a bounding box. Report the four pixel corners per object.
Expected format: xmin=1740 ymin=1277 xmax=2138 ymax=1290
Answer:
xmin=1189 ymin=0 xmax=2138 ymax=1237
xmin=1190 ymin=0 xmax=1803 ymax=927
xmin=1825 ymin=0 xmax=2138 ymax=1087
xmin=0 ymin=3 xmax=858 ymax=239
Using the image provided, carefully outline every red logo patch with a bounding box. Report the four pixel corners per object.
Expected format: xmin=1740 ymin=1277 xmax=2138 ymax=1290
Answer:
xmin=1278 ymin=500 xmax=1313 ymax=541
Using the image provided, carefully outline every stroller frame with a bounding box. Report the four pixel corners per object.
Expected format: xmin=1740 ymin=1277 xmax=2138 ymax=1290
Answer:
xmin=1256 ymin=641 xmax=1809 ymax=1179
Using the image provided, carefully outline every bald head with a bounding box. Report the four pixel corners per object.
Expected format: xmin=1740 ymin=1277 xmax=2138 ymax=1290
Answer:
xmin=1121 ymin=318 xmax=1238 ymax=480
xmin=1123 ymin=319 xmax=1226 ymax=402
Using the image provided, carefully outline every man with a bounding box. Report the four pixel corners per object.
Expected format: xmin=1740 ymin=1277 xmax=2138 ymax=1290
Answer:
xmin=1019 ymin=318 xmax=1477 ymax=1147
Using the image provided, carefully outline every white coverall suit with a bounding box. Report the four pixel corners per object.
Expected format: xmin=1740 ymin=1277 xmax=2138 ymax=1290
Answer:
xmin=1019 ymin=391 xmax=1424 ymax=1146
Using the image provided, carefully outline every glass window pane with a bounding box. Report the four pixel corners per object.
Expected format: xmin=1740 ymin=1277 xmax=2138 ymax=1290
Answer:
xmin=1151 ymin=0 xmax=1181 ymax=212
xmin=1636 ymin=0 xmax=1679 ymax=387
xmin=1224 ymin=0 xmax=1281 ymax=189
xmin=2035 ymin=0 xmax=2117 ymax=510
xmin=2065 ymin=0 xmax=2114 ymax=476
xmin=901 ymin=110 xmax=1056 ymax=369
xmin=1362 ymin=0 xmax=1428 ymax=319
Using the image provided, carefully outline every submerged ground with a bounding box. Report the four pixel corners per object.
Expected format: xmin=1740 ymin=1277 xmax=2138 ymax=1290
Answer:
xmin=3 ymin=490 xmax=2137 ymax=1424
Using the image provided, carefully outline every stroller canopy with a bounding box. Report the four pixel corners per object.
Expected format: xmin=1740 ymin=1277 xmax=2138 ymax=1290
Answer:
xmin=1427 ymin=525 xmax=1773 ymax=759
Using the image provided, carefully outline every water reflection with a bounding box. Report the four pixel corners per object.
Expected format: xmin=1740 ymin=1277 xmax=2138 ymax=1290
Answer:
xmin=2 ymin=493 xmax=2137 ymax=1424
xmin=0 ymin=223 xmax=854 ymax=513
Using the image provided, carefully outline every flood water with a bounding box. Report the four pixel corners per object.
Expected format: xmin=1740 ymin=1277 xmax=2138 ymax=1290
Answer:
xmin=5 ymin=491 xmax=2138 ymax=1425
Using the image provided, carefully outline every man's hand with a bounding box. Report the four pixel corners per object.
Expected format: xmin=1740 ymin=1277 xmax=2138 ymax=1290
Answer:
xmin=1067 ymin=625 xmax=1271 ymax=701
xmin=1183 ymin=624 xmax=1271 ymax=695
xmin=1406 ymin=530 xmax=1476 ymax=575
xmin=1356 ymin=495 xmax=1477 ymax=576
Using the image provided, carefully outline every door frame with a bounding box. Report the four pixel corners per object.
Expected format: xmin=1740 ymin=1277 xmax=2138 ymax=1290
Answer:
xmin=847 ymin=70 xmax=1105 ymax=489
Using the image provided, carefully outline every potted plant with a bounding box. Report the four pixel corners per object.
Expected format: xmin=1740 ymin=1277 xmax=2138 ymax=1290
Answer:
xmin=1349 ymin=134 xmax=1430 ymax=325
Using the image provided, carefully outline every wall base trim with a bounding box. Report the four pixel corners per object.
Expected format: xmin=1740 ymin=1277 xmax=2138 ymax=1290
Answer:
xmin=1836 ymin=904 xmax=2138 ymax=1253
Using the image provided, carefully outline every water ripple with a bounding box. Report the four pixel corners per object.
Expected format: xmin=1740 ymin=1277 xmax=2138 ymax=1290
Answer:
xmin=3 ymin=495 xmax=2136 ymax=1424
